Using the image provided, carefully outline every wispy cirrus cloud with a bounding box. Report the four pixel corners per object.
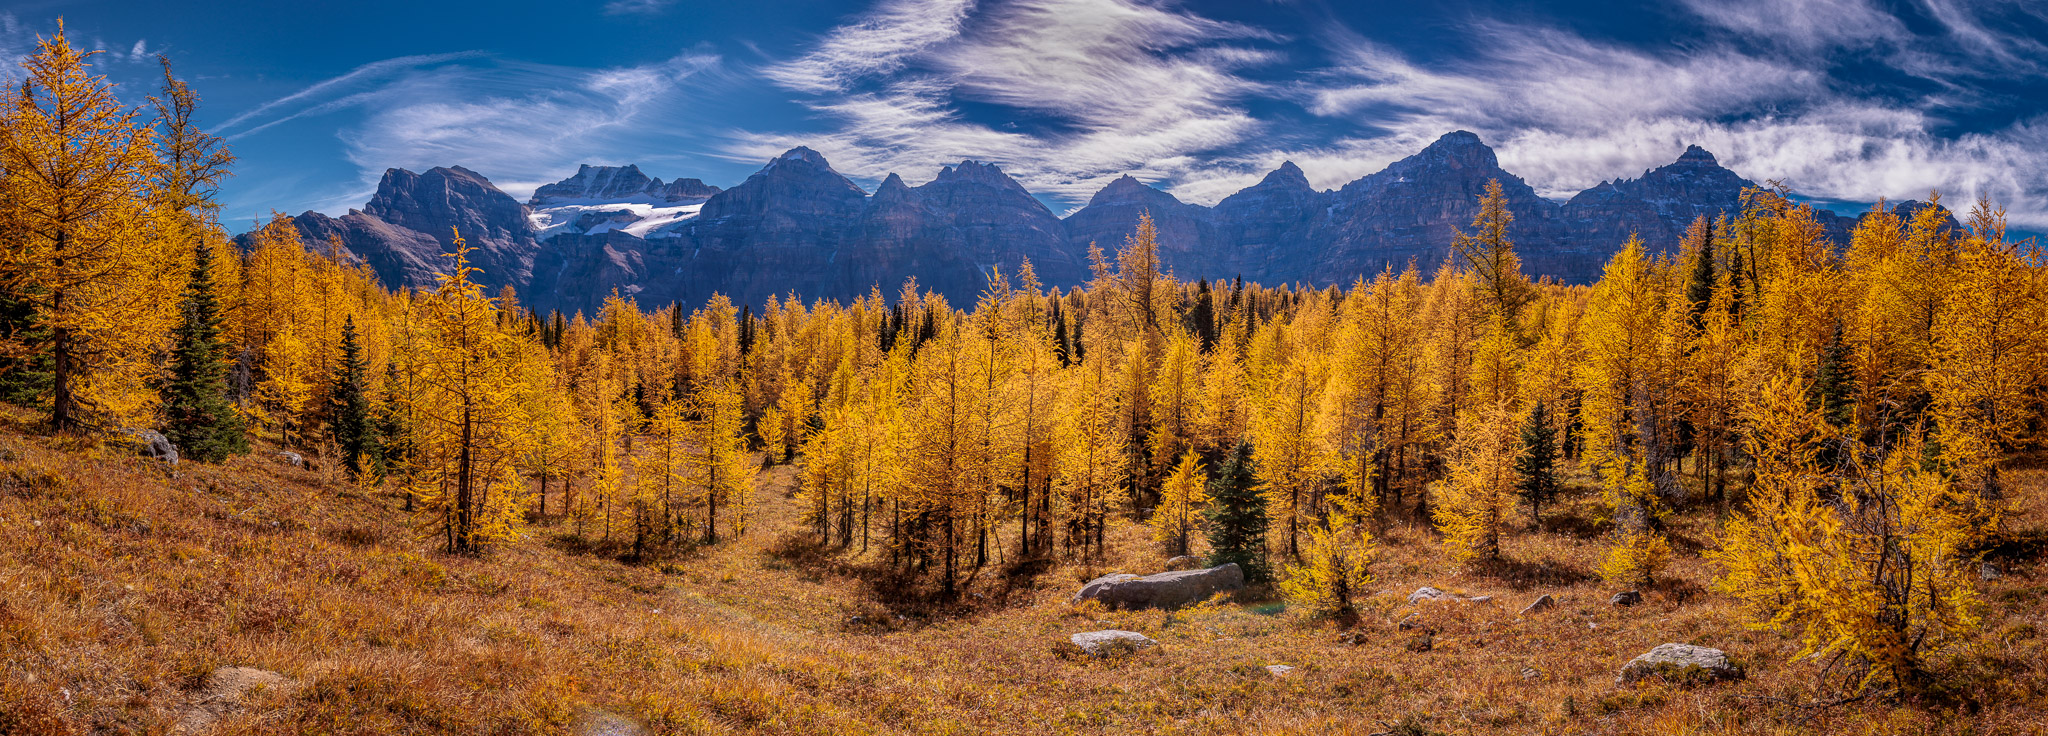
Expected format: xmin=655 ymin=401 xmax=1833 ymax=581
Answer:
xmin=603 ymin=0 xmax=675 ymax=16
xmin=742 ymin=0 xmax=1283 ymax=210
xmin=223 ymin=51 xmax=724 ymax=214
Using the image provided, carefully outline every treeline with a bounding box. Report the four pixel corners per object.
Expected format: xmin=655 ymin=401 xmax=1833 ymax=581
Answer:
xmin=4 ymin=29 xmax=2044 ymax=697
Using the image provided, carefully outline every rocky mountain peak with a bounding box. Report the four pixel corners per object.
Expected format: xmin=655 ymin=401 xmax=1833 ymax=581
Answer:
xmin=1256 ymin=161 xmax=1311 ymax=190
xmin=1677 ymin=144 xmax=1717 ymax=166
xmin=1417 ymin=130 xmax=1497 ymax=167
xmin=1086 ymin=174 xmax=1182 ymax=208
xmin=933 ymin=160 xmax=1031 ymax=194
xmin=658 ymin=178 xmax=722 ymax=201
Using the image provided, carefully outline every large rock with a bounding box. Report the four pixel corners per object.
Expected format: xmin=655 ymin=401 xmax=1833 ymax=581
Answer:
xmin=1616 ymin=644 xmax=1744 ymax=685
xmin=1070 ymin=563 xmax=1244 ymax=610
xmin=1069 ymin=629 xmax=1157 ymax=656
xmin=117 ymin=428 xmax=178 ymax=465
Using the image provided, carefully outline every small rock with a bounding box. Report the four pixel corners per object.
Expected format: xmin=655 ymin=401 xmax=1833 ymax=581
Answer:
xmin=1610 ymin=590 xmax=1643 ymax=607
xmin=1405 ymin=632 xmax=1434 ymax=652
xmin=1980 ymin=562 xmax=2002 ymax=581
xmin=1520 ymin=667 xmax=1542 ymax=681
xmin=1409 ymin=586 xmax=1490 ymax=604
xmin=1407 ymin=586 xmax=1450 ymax=603
xmin=1336 ymin=631 xmax=1369 ymax=646
xmin=1617 ymin=643 xmax=1744 ymax=685
xmin=1164 ymin=555 xmax=1204 ymax=571
xmin=576 ymin=709 xmax=647 ymax=736
xmin=118 ymin=428 xmax=179 ymax=465
xmin=276 ymin=451 xmax=304 ymax=468
xmin=1397 ymin=613 xmax=1423 ymax=630
xmin=1520 ymin=594 xmax=1555 ymax=616
xmin=1069 ymin=629 xmax=1158 ymax=656
xmin=1265 ymin=664 xmax=1295 ymax=677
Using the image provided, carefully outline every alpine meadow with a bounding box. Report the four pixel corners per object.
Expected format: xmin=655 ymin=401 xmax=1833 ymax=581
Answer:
xmin=8 ymin=4 xmax=2048 ymax=735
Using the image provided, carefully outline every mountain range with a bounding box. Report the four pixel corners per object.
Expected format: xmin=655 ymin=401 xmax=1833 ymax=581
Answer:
xmin=249 ymin=131 xmax=1945 ymax=316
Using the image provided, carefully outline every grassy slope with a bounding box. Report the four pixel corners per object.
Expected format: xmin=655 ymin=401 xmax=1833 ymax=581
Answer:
xmin=2 ymin=414 xmax=2044 ymax=735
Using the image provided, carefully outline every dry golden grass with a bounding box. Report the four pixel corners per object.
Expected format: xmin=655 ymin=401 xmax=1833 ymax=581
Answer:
xmin=2 ymin=416 xmax=2045 ymax=735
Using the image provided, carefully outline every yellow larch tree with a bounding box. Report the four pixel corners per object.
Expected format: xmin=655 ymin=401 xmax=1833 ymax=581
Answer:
xmin=0 ymin=28 xmax=160 ymax=431
xmin=1150 ymin=451 xmax=1209 ymax=558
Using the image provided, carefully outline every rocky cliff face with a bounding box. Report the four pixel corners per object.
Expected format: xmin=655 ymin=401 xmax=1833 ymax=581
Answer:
xmin=262 ymin=166 xmax=540 ymax=296
xmin=1212 ymin=161 xmax=1330 ymax=281
xmin=256 ymin=133 xmax=1954 ymax=316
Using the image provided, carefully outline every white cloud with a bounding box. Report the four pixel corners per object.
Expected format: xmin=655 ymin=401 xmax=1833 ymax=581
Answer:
xmin=763 ymin=0 xmax=976 ymax=93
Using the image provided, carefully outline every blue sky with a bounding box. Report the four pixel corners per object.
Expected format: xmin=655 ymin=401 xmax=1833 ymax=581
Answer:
xmin=7 ymin=0 xmax=2048 ymax=232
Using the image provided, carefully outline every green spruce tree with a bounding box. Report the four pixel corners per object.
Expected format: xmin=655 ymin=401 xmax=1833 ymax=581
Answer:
xmin=0 ymin=284 xmax=53 ymax=407
xmin=159 ymin=241 xmax=247 ymax=462
xmin=330 ymin=315 xmax=374 ymax=480
xmin=375 ymin=361 xmax=414 ymax=487
xmin=1514 ymin=401 xmax=1560 ymax=526
xmin=1205 ymin=442 xmax=1270 ymax=582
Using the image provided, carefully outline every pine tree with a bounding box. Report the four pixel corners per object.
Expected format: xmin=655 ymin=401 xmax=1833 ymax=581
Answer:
xmin=329 ymin=315 xmax=372 ymax=479
xmin=158 ymin=240 xmax=246 ymax=462
xmin=1204 ymin=442 xmax=1269 ymax=582
xmin=1189 ymin=278 xmax=1217 ymax=352
xmin=1810 ymin=320 xmax=1854 ymax=428
xmin=1514 ymin=401 xmax=1559 ymax=525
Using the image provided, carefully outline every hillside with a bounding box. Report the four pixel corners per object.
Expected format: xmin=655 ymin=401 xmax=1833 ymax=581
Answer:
xmin=5 ymin=412 xmax=2044 ymax=735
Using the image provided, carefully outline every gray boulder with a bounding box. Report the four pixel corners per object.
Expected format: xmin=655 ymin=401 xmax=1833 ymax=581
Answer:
xmin=1520 ymin=594 xmax=1555 ymax=616
xmin=1980 ymin=562 xmax=2002 ymax=581
xmin=118 ymin=428 xmax=178 ymax=465
xmin=276 ymin=451 xmax=304 ymax=468
xmin=1071 ymin=563 xmax=1244 ymax=610
xmin=1610 ymin=590 xmax=1643 ymax=606
xmin=1070 ymin=629 xmax=1157 ymax=656
xmin=1616 ymin=644 xmax=1744 ymax=685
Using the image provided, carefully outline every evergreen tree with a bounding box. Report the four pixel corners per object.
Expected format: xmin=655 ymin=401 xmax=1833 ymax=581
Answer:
xmin=375 ymin=362 xmax=415 ymax=486
xmin=330 ymin=315 xmax=373 ymax=479
xmin=1189 ymin=278 xmax=1217 ymax=352
xmin=1204 ymin=442 xmax=1269 ymax=582
xmin=1684 ymin=217 xmax=1716 ymax=328
xmin=1514 ymin=401 xmax=1559 ymax=525
xmin=0 ymin=285 xmax=53 ymax=407
xmin=1811 ymin=320 xmax=1854 ymax=428
xmin=158 ymin=241 xmax=246 ymax=462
